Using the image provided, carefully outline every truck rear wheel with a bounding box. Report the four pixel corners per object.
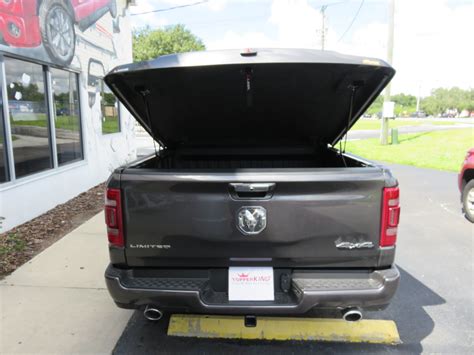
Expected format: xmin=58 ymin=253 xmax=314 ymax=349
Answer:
xmin=39 ymin=0 xmax=75 ymax=66
xmin=462 ymin=180 xmax=474 ymax=223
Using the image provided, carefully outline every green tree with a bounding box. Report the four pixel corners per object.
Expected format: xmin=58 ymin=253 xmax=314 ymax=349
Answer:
xmin=465 ymin=90 xmax=474 ymax=112
xmin=133 ymin=24 xmax=205 ymax=62
xmin=421 ymin=87 xmax=473 ymax=115
xmin=7 ymin=82 xmax=43 ymax=102
xmin=366 ymin=94 xmax=418 ymax=117
xmin=391 ymin=93 xmax=417 ymax=116
xmin=366 ymin=95 xmax=383 ymax=115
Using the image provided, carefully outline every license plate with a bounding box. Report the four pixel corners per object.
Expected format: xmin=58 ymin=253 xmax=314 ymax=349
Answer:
xmin=228 ymin=267 xmax=274 ymax=301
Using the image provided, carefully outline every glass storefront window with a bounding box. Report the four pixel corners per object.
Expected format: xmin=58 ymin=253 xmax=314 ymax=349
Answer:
xmin=50 ymin=68 xmax=83 ymax=166
xmin=0 ymin=77 xmax=7 ymax=183
xmin=101 ymin=80 xmax=120 ymax=134
xmin=5 ymin=57 xmax=52 ymax=179
xmin=0 ymin=57 xmax=84 ymax=183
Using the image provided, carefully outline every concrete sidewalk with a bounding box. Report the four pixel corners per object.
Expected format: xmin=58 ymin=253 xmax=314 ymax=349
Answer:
xmin=0 ymin=212 xmax=132 ymax=354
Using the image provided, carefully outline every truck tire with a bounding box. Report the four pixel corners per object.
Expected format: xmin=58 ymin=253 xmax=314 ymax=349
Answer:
xmin=39 ymin=0 xmax=75 ymax=66
xmin=462 ymin=180 xmax=474 ymax=223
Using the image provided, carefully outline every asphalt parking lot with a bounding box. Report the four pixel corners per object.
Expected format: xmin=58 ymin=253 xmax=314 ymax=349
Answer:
xmin=113 ymin=164 xmax=473 ymax=354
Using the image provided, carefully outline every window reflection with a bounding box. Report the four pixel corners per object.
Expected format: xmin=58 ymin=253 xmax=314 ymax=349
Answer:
xmin=101 ymin=80 xmax=120 ymax=134
xmin=51 ymin=68 xmax=83 ymax=165
xmin=5 ymin=58 xmax=52 ymax=178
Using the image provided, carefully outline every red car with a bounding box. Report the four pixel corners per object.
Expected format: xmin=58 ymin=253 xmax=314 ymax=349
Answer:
xmin=0 ymin=0 xmax=117 ymax=66
xmin=459 ymin=148 xmax=474 ymax=222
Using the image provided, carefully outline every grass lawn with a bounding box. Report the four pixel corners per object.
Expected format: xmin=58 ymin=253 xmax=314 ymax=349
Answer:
xmin=350 ymin=119 xmax=464 ymax=131
xmin=102 ymin=116 xmax=120 ymax=134
xmin=12 ymin=115 xmax=79 ymax=131
xmin=12 ymin=115 xmax=120 ymax=133
xmin=345 ymin=128 xmax=473 ymax=172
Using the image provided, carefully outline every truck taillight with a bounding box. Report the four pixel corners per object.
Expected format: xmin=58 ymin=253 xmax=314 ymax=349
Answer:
xmin=105 ymin=188 xmax=124 ymax=247
xmin=380 ymin=186 xmax=400 ymax=247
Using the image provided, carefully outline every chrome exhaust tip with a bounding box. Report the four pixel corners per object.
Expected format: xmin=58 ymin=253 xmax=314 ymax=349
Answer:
xmin=342 ymin=308 xmax=363 ymax=322
xmin=143 ymin=305 xmax=163 ymax=321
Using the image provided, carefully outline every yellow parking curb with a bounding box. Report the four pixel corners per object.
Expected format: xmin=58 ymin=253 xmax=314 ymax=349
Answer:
xmin=168 ymin=314 xmax=401 ymax=344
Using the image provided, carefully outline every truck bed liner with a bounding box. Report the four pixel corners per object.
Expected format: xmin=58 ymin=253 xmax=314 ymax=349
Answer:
xmin=133 ymin=149 xmax=366 ymax=170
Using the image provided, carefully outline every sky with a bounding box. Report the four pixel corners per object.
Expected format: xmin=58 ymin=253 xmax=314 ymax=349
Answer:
xmin=129 ymin=0 xmax=473 ymax=97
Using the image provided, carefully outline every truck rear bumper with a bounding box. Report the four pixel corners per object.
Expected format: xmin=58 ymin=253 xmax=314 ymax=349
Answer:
xmin=105 ymin=265 xmax=400 ymax=315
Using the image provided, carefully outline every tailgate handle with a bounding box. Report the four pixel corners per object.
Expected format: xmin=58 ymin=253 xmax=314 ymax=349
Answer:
xmin=229 ymin=183 xmax=275 ymax=199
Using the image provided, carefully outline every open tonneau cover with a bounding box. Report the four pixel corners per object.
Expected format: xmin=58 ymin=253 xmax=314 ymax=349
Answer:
xmin=105 ymin=48 xmax=395 ymax=148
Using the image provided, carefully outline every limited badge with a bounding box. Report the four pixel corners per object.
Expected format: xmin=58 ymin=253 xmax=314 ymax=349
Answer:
xmin=237 ymin=207 xmax=267 ymax=235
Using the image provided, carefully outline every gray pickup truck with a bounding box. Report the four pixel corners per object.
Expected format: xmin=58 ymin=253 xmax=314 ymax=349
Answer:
xmin=103 ymin=49 xmax=400 ymax=322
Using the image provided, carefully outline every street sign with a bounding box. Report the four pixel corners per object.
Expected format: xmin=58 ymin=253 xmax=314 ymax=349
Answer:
xmin=383 ymin=101 xmax=395 ymax=118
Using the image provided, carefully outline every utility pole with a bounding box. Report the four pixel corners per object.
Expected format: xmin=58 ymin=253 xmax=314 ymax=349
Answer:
xmin=381 ymin=0 xmax=395 ymax=145
xmin=320 ymin=5 xmax=327 ymax=50
xmin=416 ymin=82 xmax=421 ymax=112
xmin=316 ymin=2 xmax=345 ymax=50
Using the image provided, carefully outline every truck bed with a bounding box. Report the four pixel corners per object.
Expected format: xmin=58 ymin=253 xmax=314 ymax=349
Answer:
xmin=134 ymin=147 xmax=365 ymax=169
xmin=110 ymin=149 xmax=396 ymax=270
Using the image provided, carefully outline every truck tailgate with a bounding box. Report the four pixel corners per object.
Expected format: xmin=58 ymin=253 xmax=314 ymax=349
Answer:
xmin=121 ymin=168 xmax=389 ymax=268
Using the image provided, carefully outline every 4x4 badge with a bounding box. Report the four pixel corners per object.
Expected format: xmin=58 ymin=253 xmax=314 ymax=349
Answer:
xmin=237 ymin=207 xmax=267 ymax=235
xmin=335 ymin=237 xmax=374 ymax=249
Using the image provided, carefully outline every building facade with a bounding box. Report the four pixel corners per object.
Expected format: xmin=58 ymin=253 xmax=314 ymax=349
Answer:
xmin=0 ymin=0 xmax=136 ymax=232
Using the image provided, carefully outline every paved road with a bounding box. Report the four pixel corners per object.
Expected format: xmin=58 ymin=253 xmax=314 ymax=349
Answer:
xmin=347 ymin=123 xmax=473 ymax=140
xmin=135 ymin=124 xmax=473 ymax=155
xmin=113 ymin=164 xmax=473 ymax=354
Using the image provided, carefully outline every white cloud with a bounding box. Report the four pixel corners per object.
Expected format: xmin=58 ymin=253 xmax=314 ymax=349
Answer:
xmin=206 ymin=0 xmax=228 ymax=12
xmin=334 ymin=23 xmax=388 ymax=59
xmin=152 ymin=0 xmax=228 ymax=12
xmin=207 ymin=0 xmax=324 ymax=49
xmin=129 ymin=0 xmax=169 ymax=29
xmin=129 ymin=0 xmax=227 ymax=29
xmin=390 ymin=0 xmax=473 ymax=95
xmin=268 ymin=0 xmax=323 ymax=48
xmin=208 ymin=0 xmax=473 ymax=95
xmin=130 ymin=16 xmax=169 ymax=30
xmin=207 ymin=31 xmax=276 ymax=50
xmin=332 ymin=0 xmax=473 ymax=95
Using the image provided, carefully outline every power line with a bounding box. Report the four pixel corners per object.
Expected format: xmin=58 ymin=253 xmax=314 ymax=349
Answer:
xmin=337 ymin=0 xmax=364 ymax=42
xmin=138 ymin=2 xmax=346 ymax=28
xmin=143 ymin=14 xmax=267 ymax=29
xmin=131 ymin=0 xmax=209 ymax=16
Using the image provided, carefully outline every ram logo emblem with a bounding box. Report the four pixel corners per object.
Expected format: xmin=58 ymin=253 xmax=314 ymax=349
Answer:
xmin=237 ymin=207 xmax=267 ymax=235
